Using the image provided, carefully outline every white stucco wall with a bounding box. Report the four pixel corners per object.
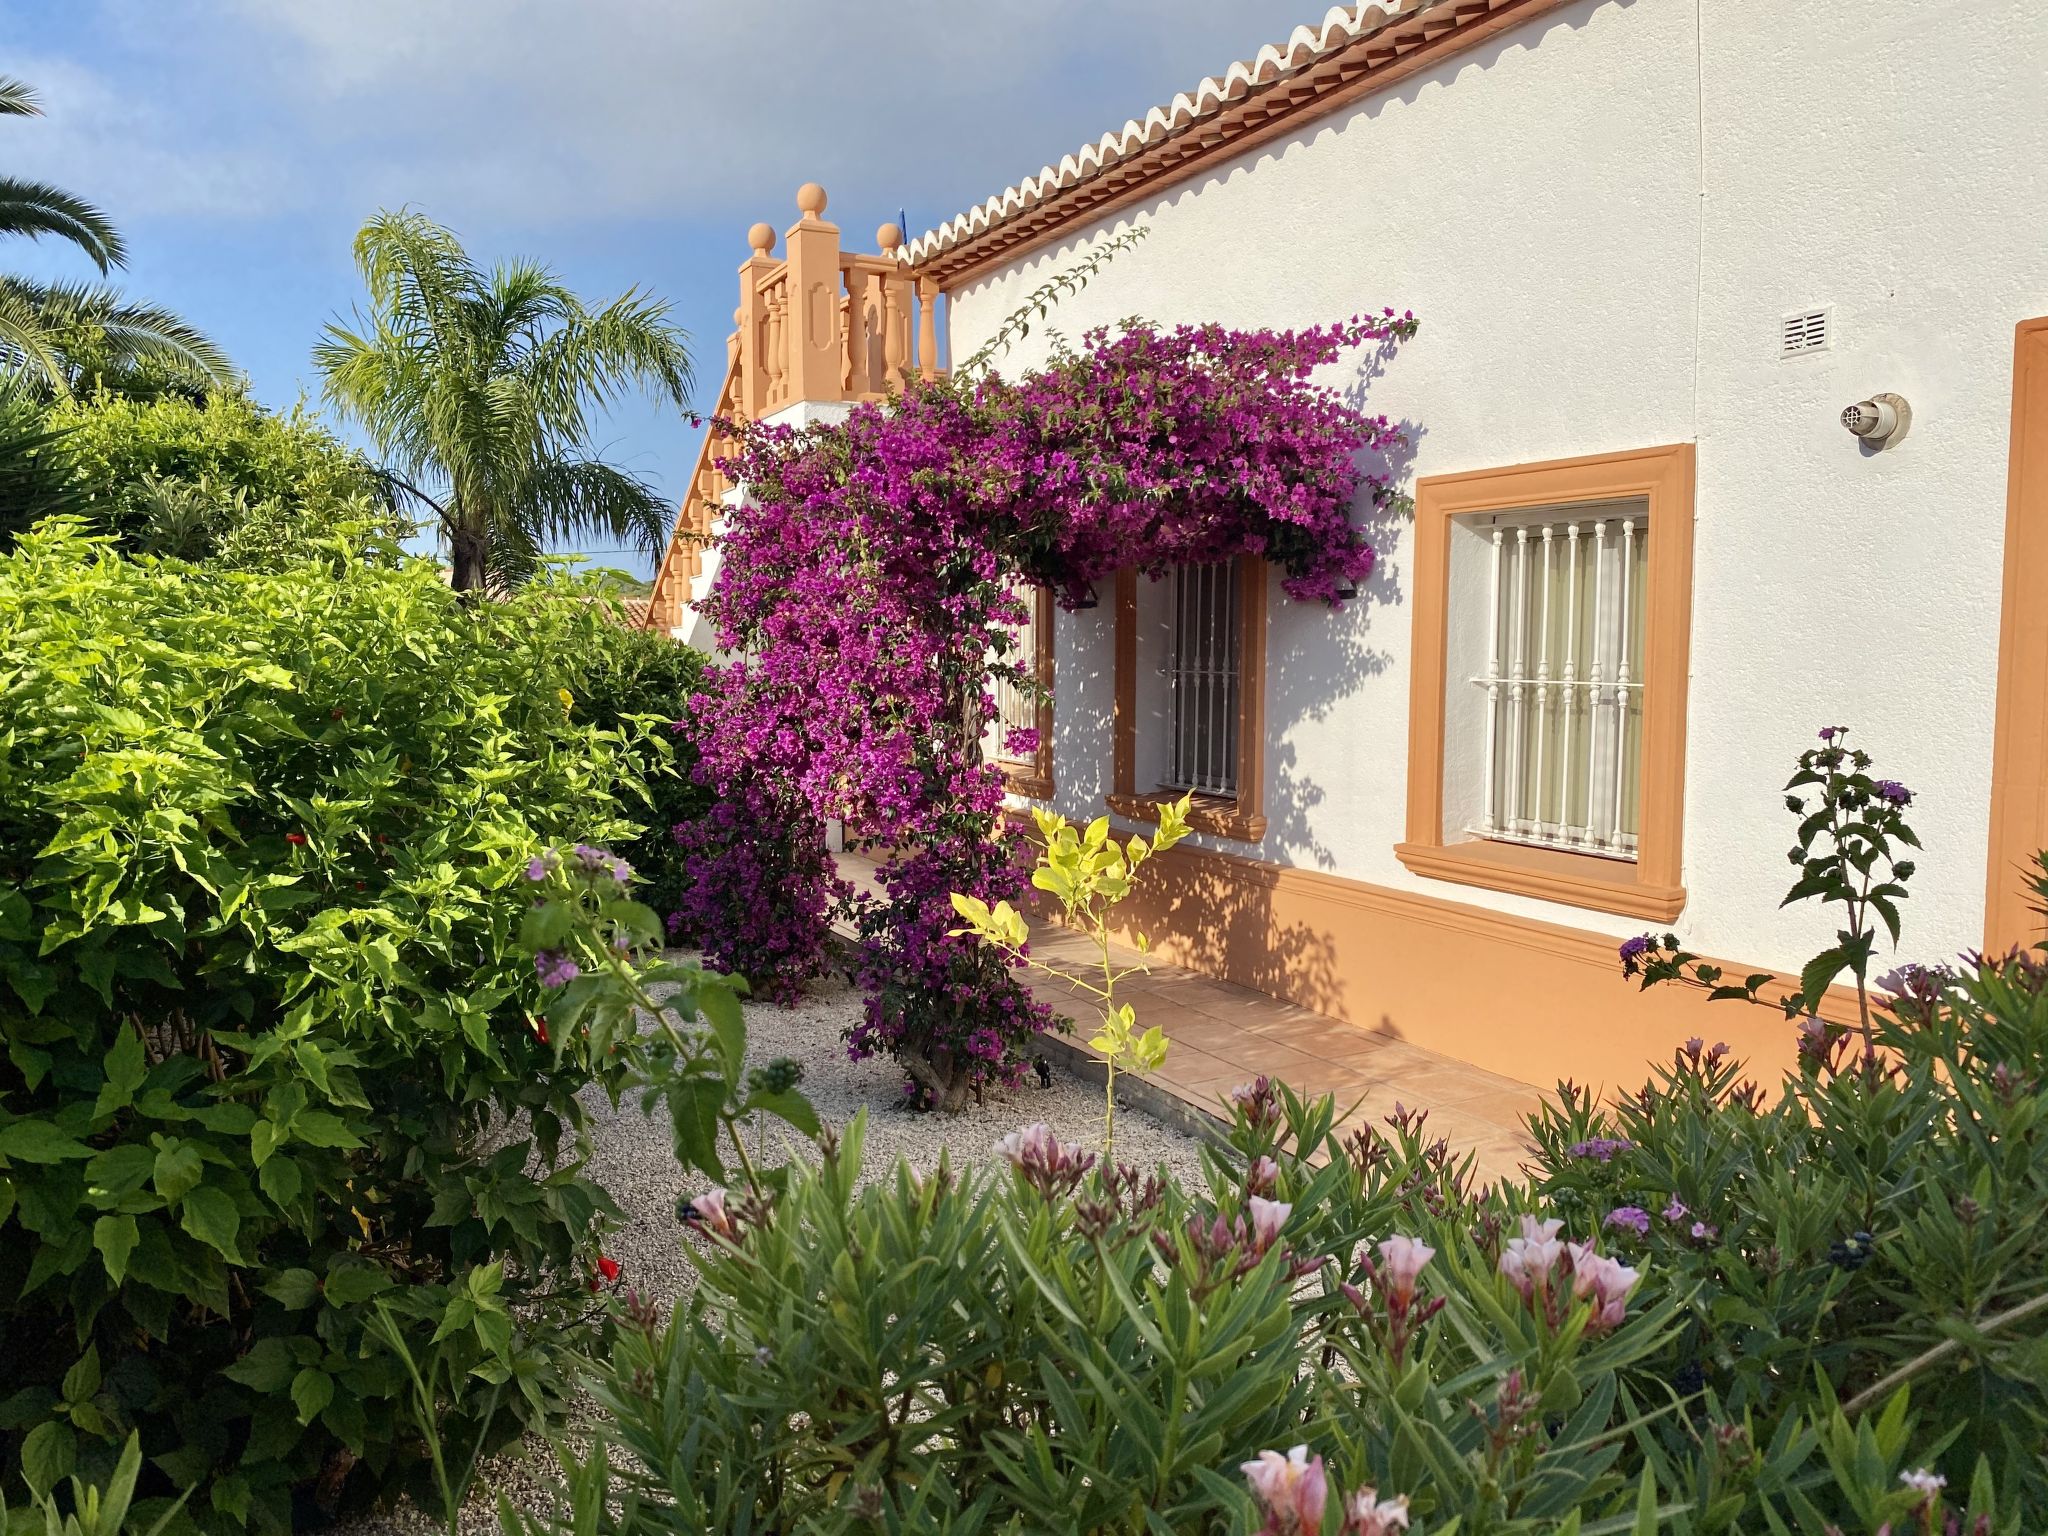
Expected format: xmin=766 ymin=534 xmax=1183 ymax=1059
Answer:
xmin=946 ymin=0 xmax=2048 ymax=974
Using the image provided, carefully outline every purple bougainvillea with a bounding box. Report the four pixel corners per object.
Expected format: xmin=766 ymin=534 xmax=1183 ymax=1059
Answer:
xmin=678 ymin=313 xmax=1418 ymax=1104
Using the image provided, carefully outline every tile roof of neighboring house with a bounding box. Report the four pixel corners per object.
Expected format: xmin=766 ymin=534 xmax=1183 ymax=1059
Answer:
xmin=903 ymin=0 xmax=1568 ymax=287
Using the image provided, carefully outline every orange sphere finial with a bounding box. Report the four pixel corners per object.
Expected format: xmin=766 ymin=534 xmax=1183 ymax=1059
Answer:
xmin=795 ymin=182 xmax=828 ymax=219
xmin=876 ymin=222 xmax=903 ymax=254
xmin=747 ymin=222 xmax=775 ymax=255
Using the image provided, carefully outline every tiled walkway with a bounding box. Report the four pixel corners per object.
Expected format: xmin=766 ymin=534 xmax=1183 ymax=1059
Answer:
xmin=837 ymin=854 xmax=1544 ymax=1185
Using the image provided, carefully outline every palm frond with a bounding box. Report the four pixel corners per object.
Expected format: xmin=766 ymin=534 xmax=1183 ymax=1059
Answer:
xmin=1 ymin=279 xmax=233 ymax=393
xmin=513 ymin=457 xmax=671 ymax=558
xmin=0 ymin=77 xmax=41 ymax=118
xmin=0 ymin=175 xmax=125 ymax=272
xmin=0 ymin=284 xmax=74 ymax=397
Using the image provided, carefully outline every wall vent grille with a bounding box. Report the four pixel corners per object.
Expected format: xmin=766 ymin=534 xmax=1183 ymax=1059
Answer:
xmin=1781 ymin=307 xmax=1833 ymax=358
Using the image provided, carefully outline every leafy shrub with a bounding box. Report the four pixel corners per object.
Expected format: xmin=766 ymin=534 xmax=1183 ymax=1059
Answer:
xmin=0 ymin=522 xmax=730 ymax=1530
xmin=37 ymin=389 xmax=402 ymax=565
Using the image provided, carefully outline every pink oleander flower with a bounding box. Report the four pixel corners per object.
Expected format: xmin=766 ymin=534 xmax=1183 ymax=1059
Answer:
xmin=1241 ymin=1446 xmax=1327 ymax=1535
xmin=1569 ymin=1246 xmax=1641 ymax=1334
xmin=996 ymin=1123 xmax=1096 ymax=1198
xmin=1375 ymin=1234 xmax=1435 ymax=1307
xmin=1246 ymin=1196 xmax=1291 ymax=1255
xmin=1247 ymin=1155 xmax=1280 ymax=1197
xmin=1343 ymin=1486 xmax=1411 ymax=1535
xmin=1499 ymin=1214 xmax=1565 ymax=1298
xmin=683 ymin=1187 xmax=738 ymax=1241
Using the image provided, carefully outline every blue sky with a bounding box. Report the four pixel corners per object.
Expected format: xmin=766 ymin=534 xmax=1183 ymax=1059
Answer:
xmin=4 ymin=0 xmax=1306 ymax=576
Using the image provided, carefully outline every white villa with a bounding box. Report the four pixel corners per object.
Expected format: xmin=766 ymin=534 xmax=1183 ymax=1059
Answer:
xmin=648 ymin=0 xmax=2048 ymax=1092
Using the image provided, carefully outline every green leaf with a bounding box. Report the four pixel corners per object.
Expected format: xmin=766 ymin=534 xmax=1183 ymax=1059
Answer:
xmin=1799 ymin=946 xmax=1848 ymax=1013
xmin=61 ymin=1344 xmax=102 ymax=1404
xmin=258 ymin=1153 xmax=302 ymax=1208
xmin=223 ymin=1338 xmax=297 ymax=1392
xmin=93 ymin=1214 xmax=138 ymax=1284
xmin=152 ymin=1138 xmax=205 ymax=1202
xmin=0 ymin=1120 xmax=93 ymax=1164
xmin=95 ymin=1027 xmax=148 ymax=1116
xmin=289 ymin=1367 xmax=333 ymax=1425
xmin=322 ymin=1264 xmax=392 ymax=1306
xmin=697 ymin=980 xmax=746 ymax=1077
xmin=178 ymin=1185 xmax=241 ymax=1259
xmin=262 ymin=1269 xmax=320 ymax=1310
xmin=744 ymin=1087 xmax=821 ymax=1139
xmin=20 ymin=1418 xmax=75 ymax=1498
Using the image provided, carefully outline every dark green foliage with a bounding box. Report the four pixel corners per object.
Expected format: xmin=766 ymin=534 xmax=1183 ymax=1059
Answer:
xmin=563 ymin=617 xmax=709 ymax=922
xmin=38 ymin=389 xmax=402 ymax=566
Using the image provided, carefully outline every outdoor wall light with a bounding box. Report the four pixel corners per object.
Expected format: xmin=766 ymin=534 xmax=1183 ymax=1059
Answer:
xmin=1841 ymin=392 xmax=1910 ymax=449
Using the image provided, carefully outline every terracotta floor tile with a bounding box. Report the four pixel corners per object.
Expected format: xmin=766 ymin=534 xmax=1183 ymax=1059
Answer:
xmin=835 ymin=851 xmax=1542 ymax=1182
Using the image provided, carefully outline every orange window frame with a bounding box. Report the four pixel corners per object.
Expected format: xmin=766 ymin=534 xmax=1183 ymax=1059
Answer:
xmin=1394 ymin=444 xmax=1695 ymax=923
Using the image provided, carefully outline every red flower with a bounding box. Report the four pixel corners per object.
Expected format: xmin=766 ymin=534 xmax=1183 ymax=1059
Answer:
xmin=534 ymin=1017 xmax=550 ymax=1045
xmin=284 ymin=832 xmax=307 ymax=846
xmin=587 ymin=1254 xmax=622 ymax=1291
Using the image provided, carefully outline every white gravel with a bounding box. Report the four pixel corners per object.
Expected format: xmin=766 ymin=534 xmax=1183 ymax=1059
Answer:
xmin=339 ymin=963 xmax=1211 ymax=1536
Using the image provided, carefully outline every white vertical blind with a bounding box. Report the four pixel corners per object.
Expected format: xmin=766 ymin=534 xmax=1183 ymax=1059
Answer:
xmin=1167 ymin=561 xmax=1240 ymax=796
xmin=992 ymin=588 xmax=1039 ymax=761
xmin=1467 ymin=508 xmax=1648 ymax=860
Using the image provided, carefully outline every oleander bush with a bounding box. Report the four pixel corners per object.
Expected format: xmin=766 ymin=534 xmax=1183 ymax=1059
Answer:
xmin=521 ymin=730 xmax=2044 ymax=1534
xmin=0 ymin=521 xmax=744 ymax=1532
xmin=527 ymin=1042 xmax=2038 ymax=1534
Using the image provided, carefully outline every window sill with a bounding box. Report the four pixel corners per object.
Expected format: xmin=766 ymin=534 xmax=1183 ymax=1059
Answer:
xmin=1108 ymin=790 xmax=1267 ymax=844
xmin=999 ymin=763 xmax=1054 ymax=800
xmin=1393 ymin=838 xmax=1686 ymax=923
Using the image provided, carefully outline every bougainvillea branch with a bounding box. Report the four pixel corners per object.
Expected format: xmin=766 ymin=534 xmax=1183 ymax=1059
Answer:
xmin=675 ymin=312 xmax=1418 ymax=1106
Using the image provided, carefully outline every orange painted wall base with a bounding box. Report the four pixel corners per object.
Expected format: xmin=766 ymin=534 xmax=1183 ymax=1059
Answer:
xmin=1087 ymin=837 xmax=1852 ymax=1100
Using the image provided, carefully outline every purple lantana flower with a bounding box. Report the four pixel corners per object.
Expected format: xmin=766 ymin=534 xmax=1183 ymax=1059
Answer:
xmin=1873 ymin=779 xmax=1912 ymax=807
xmin=535 ymin=949 xmax=580 ymax=988
xmin=1662 ymin=1198 xmax=1688 ymax=1224
xmin=1569 ymin=1137 xmax=1635 ymax=1164
xmin=1605 ymin=1206 xmax=1651 ymax=1236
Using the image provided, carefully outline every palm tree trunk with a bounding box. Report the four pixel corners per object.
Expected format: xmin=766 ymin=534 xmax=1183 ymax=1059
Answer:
xmin=450 ymin=526 xmax=487 ymax=593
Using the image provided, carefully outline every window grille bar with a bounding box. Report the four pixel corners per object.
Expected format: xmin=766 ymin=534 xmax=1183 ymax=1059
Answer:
xmin=1559 ymin=521 xmax=1582 ymax=848
xmin=1531 ymin=523 xmax=1555 ymax=841
xmin=1480 ymin=529 xmax=1504 ymax=835
xmin=1504 ymin=528 xmax=1530 ymax=836
xmin=1610 ymin=517 xmax=1636 ymax=854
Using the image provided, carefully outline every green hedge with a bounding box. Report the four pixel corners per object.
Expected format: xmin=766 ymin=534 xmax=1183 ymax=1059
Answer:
xmin=0 ymin=521 xmax=664 ymax=1530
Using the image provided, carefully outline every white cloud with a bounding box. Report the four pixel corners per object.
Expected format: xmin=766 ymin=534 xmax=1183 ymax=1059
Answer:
xmin=10 ymin=0 xmax=1311 ymax=233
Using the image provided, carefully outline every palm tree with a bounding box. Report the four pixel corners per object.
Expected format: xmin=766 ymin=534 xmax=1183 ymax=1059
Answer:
xmin=315 ymin=211 xmax=693 ymax=592
xmin=0 ymin=74 xmax=231 ymax=397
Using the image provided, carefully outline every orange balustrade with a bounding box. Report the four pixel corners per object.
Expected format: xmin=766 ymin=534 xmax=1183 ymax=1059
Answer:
xmin=644 ymin=184 xmax=944 ymax=632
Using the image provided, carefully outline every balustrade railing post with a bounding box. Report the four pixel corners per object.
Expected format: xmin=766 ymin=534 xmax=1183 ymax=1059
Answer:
xmin=737 ymin=223 xmax=776 ymax=419
xmin=917 ymin=274 xmax=941 ymax=380
xmin=782 ymin=182 xmax=845 ymax=404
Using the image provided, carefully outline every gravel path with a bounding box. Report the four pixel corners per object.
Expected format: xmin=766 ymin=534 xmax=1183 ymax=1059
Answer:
xmin=341 ymin=963 xmax=1212 ymax=1536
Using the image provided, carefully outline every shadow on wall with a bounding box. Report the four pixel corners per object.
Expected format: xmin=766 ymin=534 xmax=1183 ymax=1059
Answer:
xmin=1128 ymin=851 xmax=1352 ymax=1025
xmin=1263 ymin=413 xmax=1425 ymax=867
